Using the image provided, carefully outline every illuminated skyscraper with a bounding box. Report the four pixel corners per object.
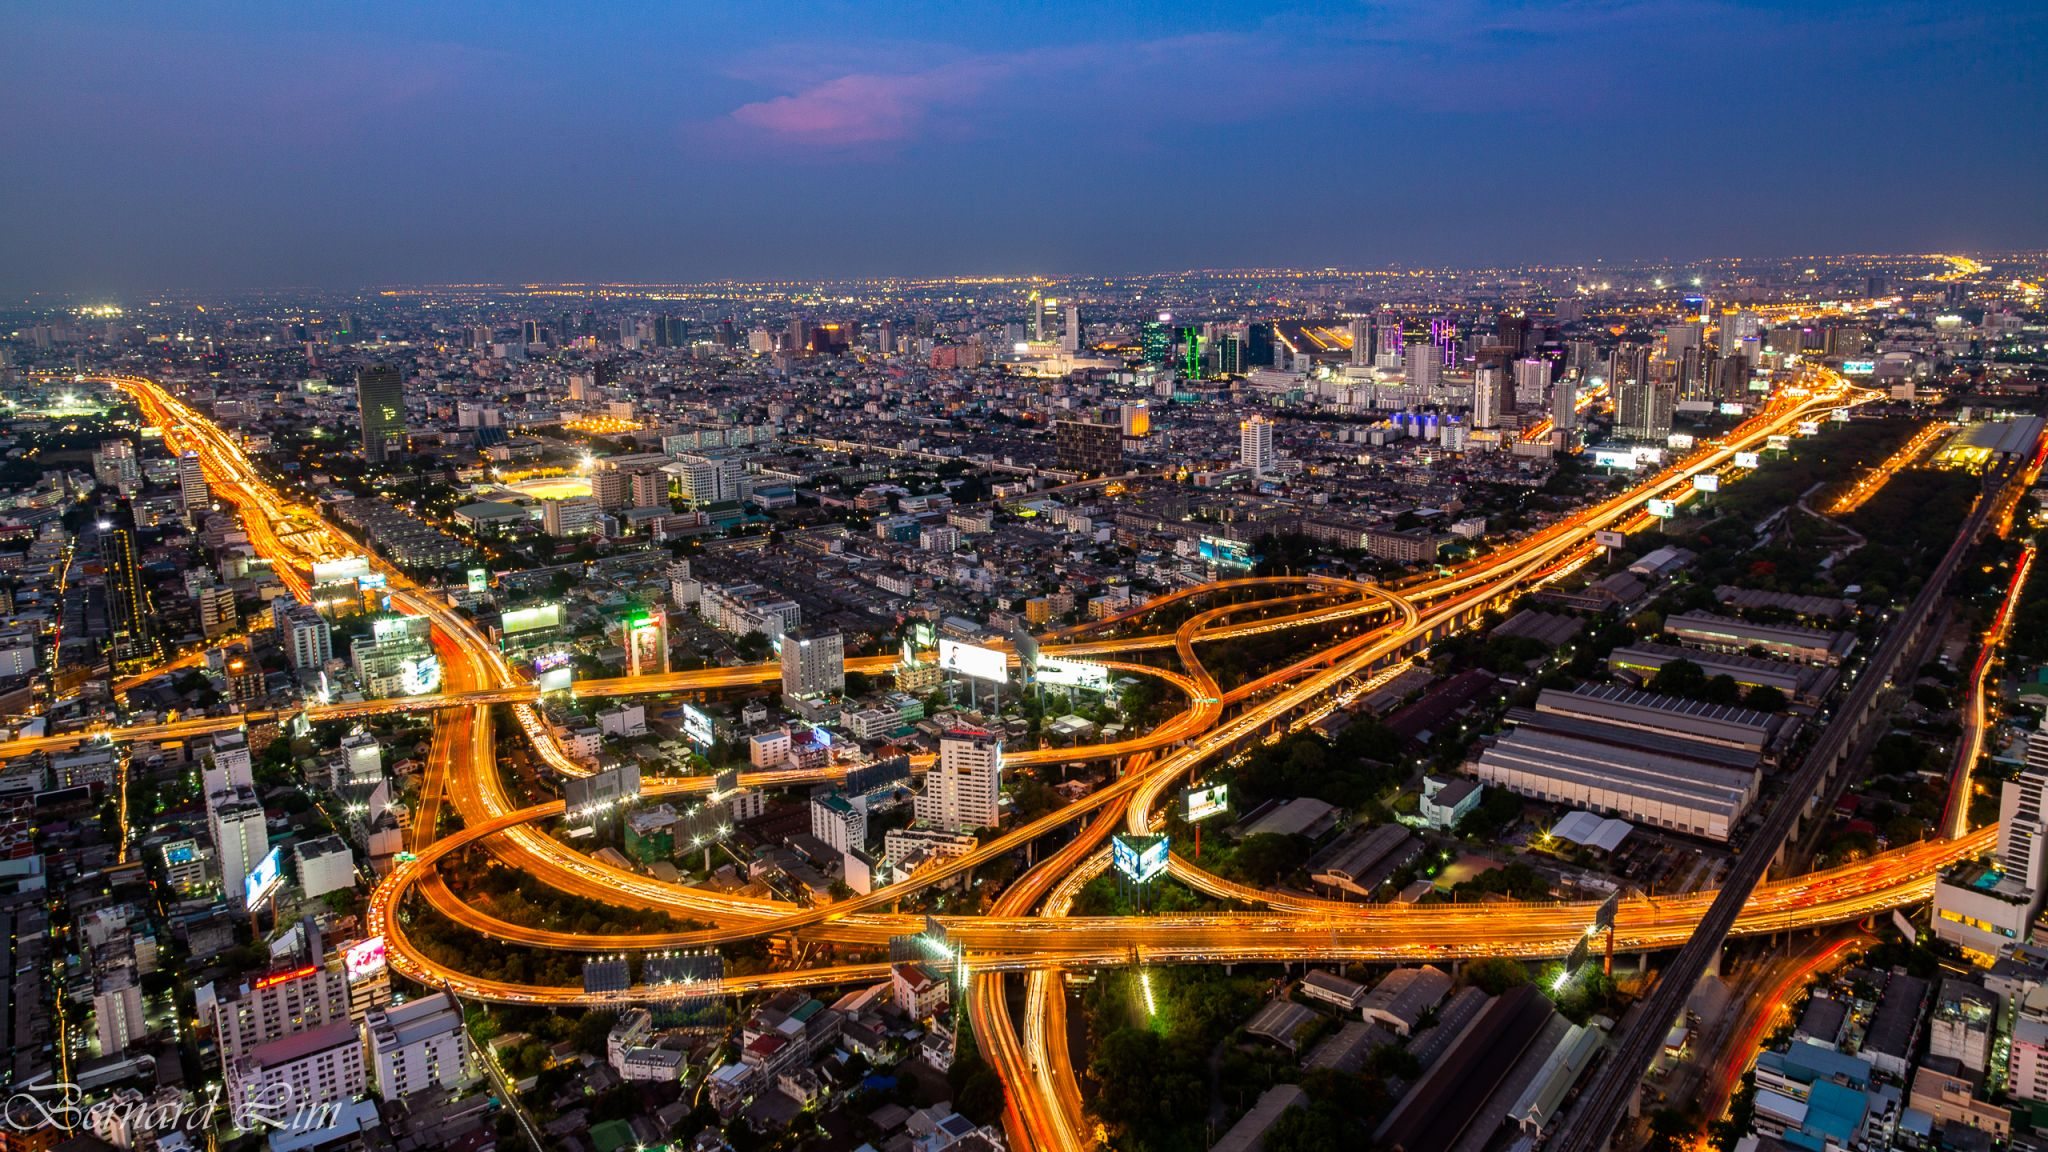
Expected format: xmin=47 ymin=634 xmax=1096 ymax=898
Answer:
xmin=1061 ymin=303 xmax=1081 ymax=354
xmin=1552 ymin=377 xmax=1579 ymax=434
xmin=1472 ymin=366 xmax=1504 ymax=430
xmin=1140 ymin=315 xmax=1172 ymax=366
xmin=914 ymin=729 xmax=1003 ymax=831
xmin=1349 ymin=316 xmax=1371 ymax=367
xmin=1239 ymin=415 xmax=1275 ymax=476
xmin=1177 ymin=326 xmax=1203 ymax=379
xmin=356 ymin=365 xmax=407 ymax=465
xmin=101 ymin=506 xmax=161 ymax=672
xmin=178 ymin=450 xmax=211 ymax=519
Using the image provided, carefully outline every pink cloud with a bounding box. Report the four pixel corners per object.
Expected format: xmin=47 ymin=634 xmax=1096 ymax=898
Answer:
xmin=730 ymin=60 xmax=1008 ymax=147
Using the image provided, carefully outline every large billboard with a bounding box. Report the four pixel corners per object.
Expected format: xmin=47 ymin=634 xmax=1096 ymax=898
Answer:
xmin=535 ymin=649 xmax=573 ymax=694
xmin=1112 ymin=834 xmax=1170 ymax=884
xmin=681 ymin=704 xmax=715 ymax=748
xmin=938 ymin=639 xmax=1007 ymax=683
xmin=1593 ymin=530 xmax=1628 ymax=549
xmin=1184 ymin=785 xmax=1230 ymax=824
xmin=1646 ymin=499 xmax=1678 ymax=518
xmin=1767 ymin=435 xmax=1792 ymax=452
xmin=1733 ymin=451 xmax=1761 ymax=469
xmin=345 ymin=936 xmax=388 ymax=982
xmin=399 ymin=653 xmax=441 ymax=696
xmin=501 ymin=603 xmax=563 ymax=636
xmin=311 ymin=556 xmax=371 ymax=585
xmin=1841 ymin=360 xmax=1876 ymax=376
xmin=244 ymin=845 xmax=284 ymax=907
xmin=1035 ymin=657 xmax=1109 ymax=691
xmin=1693 ymin=473 xmax=1721 ymax=493
xmin=1592 ymin=449 xmax=1638 ymax=471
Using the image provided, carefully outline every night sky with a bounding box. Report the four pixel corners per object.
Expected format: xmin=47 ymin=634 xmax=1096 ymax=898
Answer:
xmin=3 ymin=1 xmax=2044 ymax=292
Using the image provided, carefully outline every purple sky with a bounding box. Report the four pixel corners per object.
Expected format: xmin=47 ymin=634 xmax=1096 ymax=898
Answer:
xmin=2 ymin=1 xmax=2044 ymax=292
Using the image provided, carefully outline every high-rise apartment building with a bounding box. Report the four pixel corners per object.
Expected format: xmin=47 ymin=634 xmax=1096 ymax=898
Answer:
xmin=914 ymin=729 xmax=1003 ymax=832
xmin=1349 ymin=316 xmax=1371 ymax=367
xmin=1239 ymin=415 xmax=1275 ymax=475
xmin=365 ymin=992 xmax=478 ymax=1103
xmin=283 ymin=605 xmax=333 ymax=670
xmin=209 ymin=961 xmax=353 ymax=1067
xmin=780 ymin=627 xmax=845 ymax=699
xmin=1054 ymin=420 xmax=1123 ymax=476
xmin=178 ymin=451 xmax=212 ymax=519
xmin=356 ymin=364 xmax=407 ymax=464
xmin=1552 ymin=377 xmax=1579 ymax=433
xmin=209 ymin=787 xmax=269 ymax=907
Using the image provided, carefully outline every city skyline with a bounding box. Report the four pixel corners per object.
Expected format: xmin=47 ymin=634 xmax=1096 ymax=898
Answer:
xmin=3 ymin=1 xmax=2046 ymax=293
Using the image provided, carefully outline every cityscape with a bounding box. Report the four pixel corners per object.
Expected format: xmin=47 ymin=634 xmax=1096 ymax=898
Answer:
xmin=3 ymin=7 xmax=2048 ymax=1152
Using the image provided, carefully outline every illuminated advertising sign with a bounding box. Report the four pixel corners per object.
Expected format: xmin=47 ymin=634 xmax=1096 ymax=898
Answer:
xmin=1185 ymin=785 xmax=1230 ymax=823
xmin=467 ymin=567 xmax=489 ymax=593
xmin=254 ymin=963 xmax=318 ymax=991
xmin=357 ymin=572 xmax=388 ymax=591
xmin=1631 ymin=446 xmax=1666 ymax=466
xmin=399 ymin=653 xmax=441 ymax=696
xmin=372 ymin=615 xmax=421 ymax=644
xmin=535 ymin=649 xmax=573 ymax=694
xmin=1767 ymin=435 xmax=1792 ymax=452
xmin=1034 ymin=657 xmax=1109 ymax=691
xmin=1796 ymin=421 xmax=1820 ymax=437
xmin=1734 ymin=452 xmax=1761 ymax=469
xmin=311 ymin=556 xmax=371 ymax=585
xmin=624 ymin=609 xmax=666 ymax=677
xmin=1647 ymin=499 xmax=1678 ymax=518
xmin=938 ymin=639 xmax=1007 ymax=683
xmin=1694 ymin=473 xmax=1721 ymax=493
xmin=1666 ymin=433 xmax=1695 ymax=450
xmin=501 ymin=604 xmax=563 ymax=636
xmin=537 ymin=666 xmax=573 ymax=694
xmin=244 ymin=845 xmax=283 ymax=907
xmin=681 ymin=704 xmax=715 ymax=748
xmin=1720 ymin=401 xmax=1748 ymax=415
xmin=345 ymin=936 xmax=388 ymax=982
xmin=1197 ymin=535 xmax=1256 ymax=570
xmin=1593 ymin=530 xmax=1628 ymax=549
xmin=1592 ymin=449 xmax=1638 ymax=470
xmin=1111 ymin=834 xmax=1170 ymax=885
xmin=1841 ymin=360 xmax=1876 ymax=376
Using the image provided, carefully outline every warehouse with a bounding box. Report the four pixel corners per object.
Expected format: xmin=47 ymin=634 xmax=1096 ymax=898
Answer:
xmin=1607 ymin=642 xmax=1820 ymax=699
xmin=1467 ymin=727 xmax=1758 ymax=841
xmin=1533 ymin=684 xmax=1787 ymax=756
xmin=1663 ymin=612 xmax=1856 ymax=666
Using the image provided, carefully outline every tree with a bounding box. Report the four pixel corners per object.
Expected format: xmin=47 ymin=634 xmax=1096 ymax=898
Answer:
xmin=1647 ymin=658 xmax=1708 ymax=698
xmin=1744 ymin=685 xmax=1788 ymax=712
xmin=1462 ymin=957 xmax=1530 ymax=995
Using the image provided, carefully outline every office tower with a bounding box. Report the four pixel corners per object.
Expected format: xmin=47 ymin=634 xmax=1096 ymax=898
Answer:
xmin=1719 ymin=310 xmax=1762 ymax=355
xmin=178 ymin=450 xmax=211 ymax=518
xmin=1405 ymin=341 xmax=1441 ymax=397
xmin=1246 ymin=322 xmax=1276 ymax=368
xmin=1213 ymin=331 xmax=1244 ymax=376
xmin=1349 ymin=317 xmax=1371 ymax=367
xmin=355 ymin=365 xmax=406 ymax=464
xmin=283 ymin=605 xmax=333 ymax=670
xmin=1061 ymin=304 xmax=1082 ymax=354
xmin=365 ymin=993 xmax=478 ymax=1103
xmin=1552 ymin=377 xmax=1579 ymax=433
xmin=1239 ymin=415 xmax=1275 ymax=475
xmin=209 ymin=788 xmax=269 ymax=906
xmin=1030 ymin=293 xmax=1049 ymax=342
xmin=1471 ymin=367 xmax=1504 ymax=430
xmin=1495 ymin=311 xmax=1531 ymax=358
xmin=1177 ymin=326 xmax=1203 ymax=378
xmin=1512 ymin=358 xmax=1549 ymax=410
xmin=1054 ymin=420 xmax=1123 ymax=475
xmin=1141 ymin=315 xmax=1172 ymax=365
xmin=914 ymin=729 xmax=1003 ymax=831
xmin=101 ymin=508 xmax=161 ymax=672
xmin=780 ymin=627 xmax=845 ymax=699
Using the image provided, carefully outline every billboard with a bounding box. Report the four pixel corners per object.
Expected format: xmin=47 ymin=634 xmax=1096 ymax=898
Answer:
xmin=1631 ymin=446 xmax=1666 ymax=466
xmin=501 ymin=603 xmax=562 ymax=636
xmin=1185 ymin=785 xmax=1230 ymax=823
xmin=1647 ymin=499 xmax=1677 ymax=518
xmin=1841 ymin=360 xmax=1876 ymax=376
xmin=244 ymin=845 xmax=283 ymax=907
xmin=1035 ymin=657 xmax=1110 ymax=691
xmin=1593 ymin=530 xmax=1628 ymax=549
xmin=1719 ymin=401 xmax=1747 ymax=415
xmin=1112 ymin=834 xmax=1170 ymax=884
xmin=1197 ymin=535 xmax=1257 ymax=570
xmin=938 ymin=639 xmax=1007 ymax=683
xmin=1693 ymin=473 xmax=1720 ymax=493
xmin=357 ymin=572 xmax=388 ymax=591
xmin=345 ymin=936 xmax=388 ymax=982
xmin=1767 ymin=435 xmax=1792 ymax=452
xmin=1592 ymin=449 xmax=1639 ymax=471
xmin=311 ymin=556 xmax=371 ymax=585
xmin=1733 ymin=451 xmax=1761 ymax=468
xmin=1666 ymin=433 xmax=1695 ymax=450
xmin=1796 ymin=421 xmax=1820 ymax=436
xmin=681 ymin=704 xmax=715 ymax=748
xmin=467 ymin=567 xmax=489 ymax=593
xmin=537 ymin=666 xmax=573 ymax=694
xmin=399 ymin=653 xmax=441 ymax=696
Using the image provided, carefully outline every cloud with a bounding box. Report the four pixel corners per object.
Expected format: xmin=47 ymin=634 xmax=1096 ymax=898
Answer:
xmin=729 ymin=59 xmax=1010 ymax=147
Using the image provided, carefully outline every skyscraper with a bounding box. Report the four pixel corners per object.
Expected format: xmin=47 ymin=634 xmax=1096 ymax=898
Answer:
xmin=1349 ymin=316 xmax=1371 ymax=367
xmin=178 ymin=450 xmax=211 ymax=520
xmin=1512 ymin=358 xmax=1549 ymax=410
xmin=101 ymin=506 xmax=161 ymax=672
xmin=1552 ymin=376 xmax=1579 ymax=433
xmin=1472 ymin=366 xmax=1504 ymax=430
xmin=913 ymin=729 xmax=1003 ymax=831
xmin=1140 ymin=315 xmax=1172 ymax=366
xmin=780 ymin=628 xmax=845 ymax=699
xmin=356 ymin=365 xmax=407 ymax=465
xmin=1177 ymin=326 xmax=1203 ymax=379
xmin=1404 ymin=341 xmax=1441 ymax=398
xmin=1239 ymin=415 xmax=1275 ymax=476
xmin=1061 ymin=304 xmax=1082 ymax=354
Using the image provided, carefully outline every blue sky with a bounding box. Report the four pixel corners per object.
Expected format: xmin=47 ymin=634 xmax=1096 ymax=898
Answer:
xmin=2 ymin=1 xmax=2044 ymax=291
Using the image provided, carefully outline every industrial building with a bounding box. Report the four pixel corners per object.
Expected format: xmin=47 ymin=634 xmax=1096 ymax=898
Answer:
xmin=1467 ymin=727 xmax=1758 ymax=841
xmin=1532 ymin=684 xmax=1788 ymax=758
xmin=1663 ymin=612 xmax=1856 ymax=666
xmin=1607 ymin=642 xmax=1823 ymax=699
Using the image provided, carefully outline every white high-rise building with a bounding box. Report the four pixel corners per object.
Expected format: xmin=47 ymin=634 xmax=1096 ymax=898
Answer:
xmin=227 ymin=1019 xmax=365 ymax=1114
xmin=1513 ymin=358 xmax=1549 ymax=408
xmin=1239 ymin=416 xmax=1275 ymax=476
xmin=811 ymin=792 xmax=867 ymax=853
xmin=2000 ymin=749 xmax=2048 ymax=896
xmin=1405 ymin=341 xmax=1441 ymax=399
xmin=210 ymin=961 xmax=353 ymax=1067
xmin=203 ymin=731 xmax=254 ymax=804
xmin=178 ymin=451 xmax=211 ymax=518
xmin=1061 ymin=304 xmax=1082 ymax=354
xmin=914 ymin=729 xmax=1003 ymax=832
xmin=780 ymin=627 xmax=844 ymax=698
xmin=1349 ymin=317 xmax=1371 ymax=367
xmin=1472 ymin=367 xmax=1504 ymax=430
xmin=209 ymin=788 xmax=269 ymax=906
xmin=1552 ymin=377 xmax=1580 ymax=433
xmin=283 ymin=605 xmax=333 ymax=671
xmin=94 ymin=966 xmax=147 ymax=1057
xmin=365 ymin=992 xmax=478 ymax=1102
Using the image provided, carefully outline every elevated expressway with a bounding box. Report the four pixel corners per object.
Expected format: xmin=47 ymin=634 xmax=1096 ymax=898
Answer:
xmin=96 ymin=370 xmax=1996 ymax=1152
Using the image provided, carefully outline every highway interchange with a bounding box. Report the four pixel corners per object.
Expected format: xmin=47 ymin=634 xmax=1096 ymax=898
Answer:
xmin=76 ymin=371 xmax=2018 ymax=1152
